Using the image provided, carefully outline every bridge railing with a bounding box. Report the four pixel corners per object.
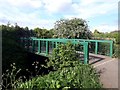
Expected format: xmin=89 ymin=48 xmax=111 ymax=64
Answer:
xmin=20 ymin=37 xmax=113 ymax=64
xmin=20 ymin=37 xmax=89 ymax=64
xmin=75 ymin=39 xmax=113 ymax=57
xmin=48 ymin=38 xmax=113 ymax=57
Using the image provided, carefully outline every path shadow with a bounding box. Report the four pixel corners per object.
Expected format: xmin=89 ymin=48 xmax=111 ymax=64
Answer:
xmin=89 ymin=55 xmax=105 ymax=65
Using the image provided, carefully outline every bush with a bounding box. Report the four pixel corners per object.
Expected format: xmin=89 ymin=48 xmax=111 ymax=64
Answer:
xmin=113 ymin=44 xmax=120 ymax=58
xmin=17 ymin=61 xmax=102 ymax=89
xmin=98 ymin=42 xmax=110 ymax=56
xmin=16 ymin=42 xmax=102 ymax=89
xmin=47 ymin=42 xmax=80 ymax=70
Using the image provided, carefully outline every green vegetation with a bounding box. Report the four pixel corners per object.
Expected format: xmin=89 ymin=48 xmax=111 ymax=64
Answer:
xmin=1 ymin=24 xmax=30 ymax=71
xmin=93 ymin=29 xmax=120 ymax=58
xmin=53 ymin=18 xmax=92 ymax=39
xmin=2 ymin=63 xmax=23 ymax=89
xmin=47 ymin=42 xmax=79 ymax=70
xmin=34 ymin=28 xmax=54 ymax=38
xmin=18 ymin=64 xmax=101 ymax=89
xmin=2 ymin=17 xmax=118 ymax=89
xmin=16 ymin=42 xmax=102 ymax=89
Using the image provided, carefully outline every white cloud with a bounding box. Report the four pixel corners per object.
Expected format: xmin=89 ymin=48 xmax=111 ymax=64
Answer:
xmin=64 ymin=0 xmax=118 ymax=19
xmin=91 ymin=24 xmax=117 ymax=32
xmin=1 ymin=0 xmax=42 ymax=8
xmin=0 ymin=0 xmax=54 ymax=29
xmin=0 ymin=0 xmax=118 ymax=31
xmin=42 ymin=0 xmax=73 ymax=13
xmin=0 ymin=9 xmax=55 ymax=29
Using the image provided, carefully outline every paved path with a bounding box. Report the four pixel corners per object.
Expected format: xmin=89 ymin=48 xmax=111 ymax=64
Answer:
xmin=92 ymin=58 xmax=118 ymax=88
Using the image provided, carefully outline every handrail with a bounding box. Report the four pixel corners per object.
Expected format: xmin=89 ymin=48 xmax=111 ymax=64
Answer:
xmin=31 ymin=38 xmax=113 ymax=57
xmin=20 ymin=37 xmax=113 ymax=64
xmin=20 ymin=37 xmax=89 ymax=64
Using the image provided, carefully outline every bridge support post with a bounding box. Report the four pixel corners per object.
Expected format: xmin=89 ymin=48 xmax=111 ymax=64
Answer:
xmin=110 ymin=41 xmax=113 ymax=57
xmin=83 ymin=42 xmax=89 ymax=64
xmin=38 ymin=40 xmax=41 ymax=53
xmin=46 ymin=41 xmax=49 ymax=55
xmin=95 ymin=42 xmax=98 ymax=54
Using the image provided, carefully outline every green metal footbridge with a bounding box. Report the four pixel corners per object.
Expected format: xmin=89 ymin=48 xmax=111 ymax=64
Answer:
xmin=20 ymin=37 xmax=113 ymax=64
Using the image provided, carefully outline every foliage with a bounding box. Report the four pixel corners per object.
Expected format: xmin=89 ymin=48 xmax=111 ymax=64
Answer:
xmin=1 ymin=24 xmax=31 ymax=72
xmin=98 ymin=43 xmax=110 ymax=56
xmin=16 ymin=42 xmax=102 ymax=89
xmin=93 ymin=29 xmax=105 ymax=38
xmin=18 ymin=62 xmax=102 ymax=89
xmin=1 ymin=24 xmax=35 ymax=41
xmin=2 ymin=61 xmax=46 ymax=89
xmin=54 ymin=18 xmax=92 ymax=39
xmin=2 ymin=37 xmax=28 ymax=71
xmin=34 ymin=28 xmax=54 ymax=38
xmin=114 ymin=33 xmax=120 ymax=44
xmin=93 ymin=29 xmax=120 ymax=44
xmin=47 ymin=42 xmax=79 ymax=70
xmin=93 ymin=29 xmax=120 ymax=57
xmin=2 ymin=63 xmax=25 ymax=89
xmin=113 ymin=45 xmax=120 ymax=58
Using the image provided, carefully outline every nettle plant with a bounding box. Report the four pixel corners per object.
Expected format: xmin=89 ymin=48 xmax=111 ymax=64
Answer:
xmin=47 ymin=41 xmax=80 ymax=70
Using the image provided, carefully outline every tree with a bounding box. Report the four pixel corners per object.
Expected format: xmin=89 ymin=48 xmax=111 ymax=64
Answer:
xmin=54 ymin=18 xmax=92 ymax=39
xmin=34 ymin=27 xmax=42 ymax=37
xmin=34 ymin=28 xmax=54 ymax=38
xmin=94 ymin=29 xmax=100 ymax=34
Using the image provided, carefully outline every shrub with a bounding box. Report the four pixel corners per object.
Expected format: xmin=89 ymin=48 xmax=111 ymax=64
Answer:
xmin=47 ymin=42 xmax=80 ymax=70
xmin=17 ymin=61 xmax=102 ymax=89
xmin=17 ymin=42 xmax=102 ymax=89
xmin=98 ymin=42 xmax=110 ymax=56
xmin=113 ymin=44 xmax=120 ymax=58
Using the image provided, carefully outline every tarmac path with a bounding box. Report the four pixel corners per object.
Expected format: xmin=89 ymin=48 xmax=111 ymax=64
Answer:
xmin=93 ymin=58 xmax=118 ymax=88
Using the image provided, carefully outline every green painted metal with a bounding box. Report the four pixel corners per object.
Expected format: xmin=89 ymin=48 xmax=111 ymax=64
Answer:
xmin=38 ymin=40 xmax=41 ymax=53
xmin=110 ymin=41 xmax=113 ymax=57
xmin=20 ymin=37 xmax=113 ymax=64
xmin=46 ymin=41 xmax=49 ymax=55
xmin=95 ymin=42 xmax=98 ymax=54
xmin=83 ymin=42 xmax=89 ymax=64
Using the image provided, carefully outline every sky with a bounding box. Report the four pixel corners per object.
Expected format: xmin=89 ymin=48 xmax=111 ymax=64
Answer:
xmin=0 ymin=0 xmax=118 ymax=32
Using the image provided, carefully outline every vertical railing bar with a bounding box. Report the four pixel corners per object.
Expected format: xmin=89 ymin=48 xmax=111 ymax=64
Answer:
xmin=38 ymin=40 xmax=41 ymax=53
xmin=110 ymin=41 xmax=113 ymax=57
xmin=46 ymin=41 xmax=49 ymax=55
xmin=95 ymin=41 xmax=98 ymax=54
xmin=83 ymin=42 xmax=89 ymax=64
